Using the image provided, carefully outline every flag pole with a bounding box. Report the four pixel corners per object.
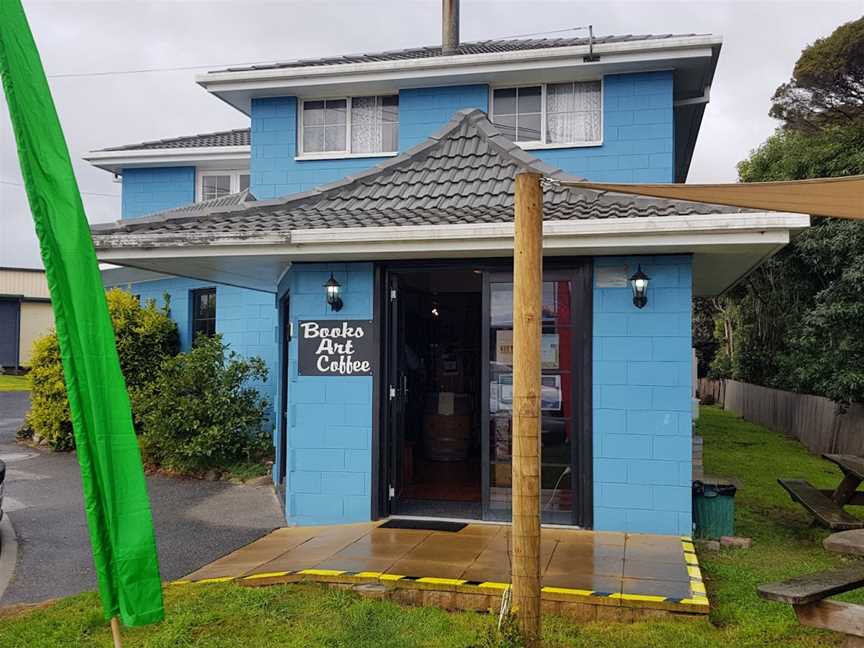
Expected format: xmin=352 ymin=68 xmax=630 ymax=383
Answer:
xmin=511 ymin=171 xmax=543 ymax=646
xmin=0 ymin=0 xmax=164 ymax=630
xmin=110 ymin=617 xmax=123 ymax=648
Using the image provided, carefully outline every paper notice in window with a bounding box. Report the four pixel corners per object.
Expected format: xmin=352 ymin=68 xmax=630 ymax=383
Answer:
xmin=438 ymin=392 xmax=455 ymax=416
xmin=541 ymin=334 xmax=559 ymax=369
xmin=496 ymin=330 xmax=513 ymax=365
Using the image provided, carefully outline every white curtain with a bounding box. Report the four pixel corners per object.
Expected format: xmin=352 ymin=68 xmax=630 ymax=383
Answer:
xmin=546 ymin=81 xmax=602 ymax=144
xmin=351 ymin=96 xmax=384 ymax=154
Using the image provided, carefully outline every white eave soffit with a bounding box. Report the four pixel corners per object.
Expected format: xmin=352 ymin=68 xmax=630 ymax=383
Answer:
xmin=82 ymin=146 xmax=251 ymax=174
xmin=197 ymin=35 xmax=722 ymax=114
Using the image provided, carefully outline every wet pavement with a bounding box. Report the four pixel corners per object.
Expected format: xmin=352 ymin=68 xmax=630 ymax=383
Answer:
xmin=180 ymin=521 xmax=709 ymax=618
xmin=0 ymin=390 xmax=284 ymax=605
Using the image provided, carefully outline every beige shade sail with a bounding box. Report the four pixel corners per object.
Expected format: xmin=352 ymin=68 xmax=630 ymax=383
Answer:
xmin=555 ymin=175 xmax=864 ymax=220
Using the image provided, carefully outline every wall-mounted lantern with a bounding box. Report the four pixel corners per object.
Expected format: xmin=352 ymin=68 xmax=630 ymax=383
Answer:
xmin=629 ymin=265 xmax=650 ymax=309
xmin=324 ymin=273 xmax=343 ymax=312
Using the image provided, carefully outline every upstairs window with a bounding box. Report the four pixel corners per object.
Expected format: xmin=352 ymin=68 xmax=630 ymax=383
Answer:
xmin=300 ymin=95 xmax=398 ymax=157
xmin=198 ymin=171 xmax=250 ymax=201
xmin=191 ymin=288 xmax=216 ymax=339
xmin=491 ymin=81 xmax=602 ymax=147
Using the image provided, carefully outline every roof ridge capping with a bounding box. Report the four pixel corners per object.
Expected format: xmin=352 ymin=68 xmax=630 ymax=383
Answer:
xmin=91 ymin=107 xmax=749 ymax=238
xmin=92 ymin=108 xmax=572 ymax=233
xmin=92 ymin=188 xmax=257 ymax=232
xmin=244 ymin=108 xmax=573 ymax=215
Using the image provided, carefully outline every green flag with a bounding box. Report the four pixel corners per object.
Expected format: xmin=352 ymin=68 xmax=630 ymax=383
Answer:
xmin=0 ymin=0 xmax=164 ymax=627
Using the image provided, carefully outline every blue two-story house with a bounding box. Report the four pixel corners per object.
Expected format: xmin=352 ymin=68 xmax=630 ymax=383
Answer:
xmin=85 ymin=17 xmax=807 ymax=536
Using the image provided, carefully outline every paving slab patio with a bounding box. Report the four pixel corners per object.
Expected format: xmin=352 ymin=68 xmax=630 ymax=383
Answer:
xmin=178 ymin=521 xmax=708 ymax=620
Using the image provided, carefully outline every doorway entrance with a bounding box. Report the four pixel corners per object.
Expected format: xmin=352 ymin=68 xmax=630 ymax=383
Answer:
xmin=387 ymin=269 xmax=483 ymax=519
xmin=382 ymin=260 xmax=593 ymax=527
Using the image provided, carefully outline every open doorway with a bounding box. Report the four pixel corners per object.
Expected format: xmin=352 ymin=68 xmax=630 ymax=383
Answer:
xmin=388 ymin=268 xmax=483 ymax=519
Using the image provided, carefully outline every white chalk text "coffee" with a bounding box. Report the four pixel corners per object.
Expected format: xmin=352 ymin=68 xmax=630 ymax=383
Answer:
xmin=300 ymin=321 xmax=370 ymax=375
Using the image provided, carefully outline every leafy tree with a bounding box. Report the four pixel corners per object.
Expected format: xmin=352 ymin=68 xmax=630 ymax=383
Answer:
xmin=776 ymin=221 xmax=864 ymax=402
xmin=692 ymin=297 xmax=721 ymax=377
xmin=770 ymin=17 xmax=864 ymax=131
xmin=738 ymin=123 xmax=864 ymax=181
xmin=698 ymin=17 xmax=864 ymax=404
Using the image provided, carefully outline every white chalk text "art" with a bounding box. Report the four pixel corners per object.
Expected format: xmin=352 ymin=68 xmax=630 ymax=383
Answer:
xmin=298 ymin=320 xmax=374 ymax=376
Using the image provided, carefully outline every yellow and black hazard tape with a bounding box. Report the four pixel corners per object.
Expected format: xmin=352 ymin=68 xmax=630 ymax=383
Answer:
xmin=679 ymin=535 xmax=709 ymax=608
xmin=170 ymin=542 xmax=709 ymax=612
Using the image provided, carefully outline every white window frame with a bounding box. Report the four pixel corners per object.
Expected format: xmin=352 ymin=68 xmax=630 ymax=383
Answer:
xmin=196 ymin=170 xmax=250 ymax=202
xmin=297 ymin=95 xmax=400 ymax=160
xmin=489 ymin=79 xmax=603 ymax=150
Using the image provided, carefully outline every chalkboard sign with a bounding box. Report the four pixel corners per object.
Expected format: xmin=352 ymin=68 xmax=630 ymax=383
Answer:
xmin=298 ymin=320 xmax=375 ymax=376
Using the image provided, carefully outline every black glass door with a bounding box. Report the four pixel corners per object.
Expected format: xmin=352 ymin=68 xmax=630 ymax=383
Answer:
xmin=482 ymin=267 xmax=591 ymax=526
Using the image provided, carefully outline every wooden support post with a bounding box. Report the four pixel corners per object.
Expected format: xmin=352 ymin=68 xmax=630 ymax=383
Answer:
xmin=511 ymin=171 xmax=543 ymax=647
xmin=110 ymin=617 xmax=123 ymax=648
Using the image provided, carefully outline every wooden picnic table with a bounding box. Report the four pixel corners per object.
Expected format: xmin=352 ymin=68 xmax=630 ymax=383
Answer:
xmin=824 ymin=529 xmax=864 ymax=556
xmin=759 ymin=566 xmax=864 ymax=647
xmin=823 ymin=454 xmax=864 ymax=506
xmin=779 ymin=454 xmax=864 ymax=530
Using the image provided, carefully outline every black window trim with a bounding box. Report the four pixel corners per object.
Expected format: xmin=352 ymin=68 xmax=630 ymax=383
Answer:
xmin=190 ymin=287 xmax=217 ymax=340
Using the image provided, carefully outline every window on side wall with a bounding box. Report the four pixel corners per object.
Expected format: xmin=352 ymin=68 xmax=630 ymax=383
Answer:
xmin=300 ymin=95 xmax=398 ymax=157
xmin=198 ymin=171 xmax=250 ymax=202
xmin=491 ymin=81 xmax=602 ymax=148
xmin=191 ymin=288 xmax=217 ymax=340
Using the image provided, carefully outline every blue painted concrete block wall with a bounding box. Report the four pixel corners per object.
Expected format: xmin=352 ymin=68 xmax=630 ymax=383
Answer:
xmin=397 ymin=85 xmax=489 ymax=149
xmin=533 ymin=71 xmax=674 ymax=183
xmin=284 ymin=262 xmax=374 ymax=525
xmin=121 ymin=167 xmax=196 ymax=219
xmin=113 ymin=277 xmax=278 ymax=409
xmin=250 ymin=85 xmax=488 ymax=200
xmin=592 ymin=255 xmax=693 ymax=536
xmin=118 ymin=73 xmax=673 ymax=217
xmin=249 ymin=73 xmax=671 ymax=201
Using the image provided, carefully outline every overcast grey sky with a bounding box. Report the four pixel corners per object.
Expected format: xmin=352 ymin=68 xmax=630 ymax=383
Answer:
xmin=1 ymin=0 xmax=861 ymax=269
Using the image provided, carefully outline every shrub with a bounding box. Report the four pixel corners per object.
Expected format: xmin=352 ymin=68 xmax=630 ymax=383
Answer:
xmin=26 ymin=289 xmax=179 ymax=450
xmin=27 ymin=333 xmax=72 ymax=449
xmin=108 ymin=288 xmax=180 ymax=390
xmin=135 ymin=334 xmax=271 ymax=474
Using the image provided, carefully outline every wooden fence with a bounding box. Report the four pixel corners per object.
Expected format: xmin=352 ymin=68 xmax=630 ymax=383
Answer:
xmin=697 ymin=378 xmax=864 ymax=456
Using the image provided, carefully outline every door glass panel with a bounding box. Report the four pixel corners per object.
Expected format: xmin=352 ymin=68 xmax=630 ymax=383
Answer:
xmin=486 ymin=279 xmax=575 ymax=524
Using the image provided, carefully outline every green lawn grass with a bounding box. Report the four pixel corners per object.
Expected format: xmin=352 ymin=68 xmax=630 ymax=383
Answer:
xmin=1 ymin=406 xmax=861 ymax=647
xmin=0 ymin=373 xmax=29 ymax=391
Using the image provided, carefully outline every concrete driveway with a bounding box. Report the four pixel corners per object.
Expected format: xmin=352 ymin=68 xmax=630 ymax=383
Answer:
xmin=0 ymin=391 xmax=284 ymax=605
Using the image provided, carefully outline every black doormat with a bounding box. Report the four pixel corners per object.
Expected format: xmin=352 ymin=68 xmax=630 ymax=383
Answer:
xmin=379 ymin=519 xmax=467 ymax=532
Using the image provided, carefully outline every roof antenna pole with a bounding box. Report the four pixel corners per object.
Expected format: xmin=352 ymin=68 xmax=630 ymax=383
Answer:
xmin=443 ymin=0 xmax=460 ymax=54
xmin=583 ymin=25 xmax=599 ymax=62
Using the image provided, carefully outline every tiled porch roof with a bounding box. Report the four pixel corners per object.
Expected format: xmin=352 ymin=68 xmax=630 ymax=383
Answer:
xmin=91 ymin=109 xmax=743 ymax=243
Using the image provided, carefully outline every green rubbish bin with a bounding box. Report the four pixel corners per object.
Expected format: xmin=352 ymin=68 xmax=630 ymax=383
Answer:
xmin=693 ymin=480 xmax=736 ymax=539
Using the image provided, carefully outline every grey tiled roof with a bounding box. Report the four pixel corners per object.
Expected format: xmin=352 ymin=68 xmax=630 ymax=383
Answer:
xmin=91 ymin=109 xmax=741 ymax=243
xmin=213 ymin=34 xmax=703 ymax=73
xmin=100 ymin=128 xmax=250 ymax=152
xmin=140 ymin=189 xmax=256 ymax=219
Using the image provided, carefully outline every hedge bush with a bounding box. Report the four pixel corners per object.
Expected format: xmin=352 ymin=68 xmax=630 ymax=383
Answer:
xmin=25 ymin=289 xmax=179 ymax=450
xmin=135 ymin=334 xmax=271 ymax=474
xmin=26 ymin=333 xmax=72 ymax=449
